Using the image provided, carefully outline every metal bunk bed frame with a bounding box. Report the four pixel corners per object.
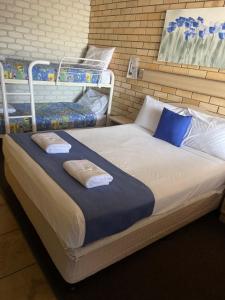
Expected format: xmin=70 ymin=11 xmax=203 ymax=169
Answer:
xmin=0 ymin=57 xmax=115 ymax=134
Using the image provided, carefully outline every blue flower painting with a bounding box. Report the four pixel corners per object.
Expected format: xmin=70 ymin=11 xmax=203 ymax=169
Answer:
xmin=158 ymin=8 xmax=225 ymax=68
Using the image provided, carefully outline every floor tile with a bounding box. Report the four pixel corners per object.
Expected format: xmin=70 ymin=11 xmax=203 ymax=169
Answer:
xmin=0 ymin=204 xmax=18 ymax=235
xmin=0 ymin=264 xmax=56 ymax=300
xmin=0 ymin=230 xmax=36 ymax=278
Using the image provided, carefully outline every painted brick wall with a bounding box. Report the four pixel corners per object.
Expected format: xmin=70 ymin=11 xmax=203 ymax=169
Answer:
xmin=0 ymin=0 xmax=90 ymax=104
xmin=89 ymin=0 xmax=225 ymax=118
xmin=1 ymin=84 xmax=82 ymax=104
xmin=0 ymin=0 xmax=90 ymax=60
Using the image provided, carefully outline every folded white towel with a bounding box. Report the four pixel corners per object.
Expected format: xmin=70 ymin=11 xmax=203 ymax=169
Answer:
xmin=63 ymin=160 xmax=113 ymax=188
xmin=31 ymin=132 xmax=71 ymax=154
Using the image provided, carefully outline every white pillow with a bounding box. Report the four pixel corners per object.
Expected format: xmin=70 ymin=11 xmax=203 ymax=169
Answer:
xmin=84 ymin=46 xmax=115 ymax=70
xmin=135 ymin=96 xmax=187 ymax=132
xmin=77 ymin=88 xmax=108 ymax=115
xmin=0 ymin=103 xmax=16 ymax=114
xmin=183 ymin=108 xmax=225 ymax=160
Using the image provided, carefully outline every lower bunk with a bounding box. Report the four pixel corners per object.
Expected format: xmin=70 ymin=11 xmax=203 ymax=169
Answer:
xmin=0 ymin=88 xmax=109 ymax=134
xmin=0 ymin=102 xmax=107 ymax=134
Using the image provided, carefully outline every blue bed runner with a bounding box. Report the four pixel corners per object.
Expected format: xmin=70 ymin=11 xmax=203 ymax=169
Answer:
xmin=9 ymin=131 xmax=155 ymax=245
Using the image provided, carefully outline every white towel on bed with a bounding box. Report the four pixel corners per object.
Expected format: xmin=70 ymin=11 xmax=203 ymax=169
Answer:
xmin=31 ymin=132 xmax=71 ymax=154
xmin=63 ymin=159 xmax=113 ymax=188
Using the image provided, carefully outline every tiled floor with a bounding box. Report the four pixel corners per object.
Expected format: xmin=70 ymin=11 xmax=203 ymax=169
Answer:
xmin=0 ymin=191 xmax=56 ymax=300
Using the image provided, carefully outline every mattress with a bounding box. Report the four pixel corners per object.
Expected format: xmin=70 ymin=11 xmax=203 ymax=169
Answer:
xmin=3 ymin=59 xmax=111 ymax=84
xmin=5 ymin=164 xmax=223 ymax=283
xmin=3 ymin=124 xmax=225 ymax=252
xmin=0 ymin=102 xmax=97 ymax=134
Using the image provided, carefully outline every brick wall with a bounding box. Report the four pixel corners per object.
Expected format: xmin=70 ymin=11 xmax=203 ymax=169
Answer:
xmin=0 ymin=0 xmax=90 ymax=104
xmin=1 ymin=84 xmax=82 ymax=104
xmin=0 ymin=0 xmax=90 ymax=60
xmin=89 ymin=0 xmax=225 ymax=118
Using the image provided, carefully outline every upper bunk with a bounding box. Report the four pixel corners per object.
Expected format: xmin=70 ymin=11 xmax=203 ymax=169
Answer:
xmin=0 ymin=56 xmax=115 ymax=135
xmin=1 ymin=57 xmax=115 ymax=88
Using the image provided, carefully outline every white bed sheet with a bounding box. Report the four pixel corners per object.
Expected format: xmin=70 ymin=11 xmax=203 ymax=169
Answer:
xmin=3 ymin=124 xmax=225 ymax=251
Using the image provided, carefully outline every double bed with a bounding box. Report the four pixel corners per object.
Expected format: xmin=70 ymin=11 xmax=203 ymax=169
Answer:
xmin=3 ymin=115 xmax=225 ymax=283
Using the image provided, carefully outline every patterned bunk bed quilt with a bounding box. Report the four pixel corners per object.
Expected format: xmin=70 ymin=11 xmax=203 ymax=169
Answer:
xmin=0 ymin=102 xmax=97 ymax=134
xmin=3 ymin=59 xmax=102 ymax=84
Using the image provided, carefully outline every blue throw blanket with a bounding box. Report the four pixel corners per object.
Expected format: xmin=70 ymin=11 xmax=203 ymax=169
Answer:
xmin=9 ymin=131 xmax=155 ymax=245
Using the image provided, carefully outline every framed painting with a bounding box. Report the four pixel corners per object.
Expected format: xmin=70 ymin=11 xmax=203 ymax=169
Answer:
xmin=158 ymin=7 xmax=225 ymax=68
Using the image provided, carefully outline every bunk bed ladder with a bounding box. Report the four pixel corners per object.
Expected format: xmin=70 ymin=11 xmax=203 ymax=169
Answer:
xmin=0 ymin=61 xmax=10 ymax=133
xmin=0 ymin=60 xmax=50 ymax=134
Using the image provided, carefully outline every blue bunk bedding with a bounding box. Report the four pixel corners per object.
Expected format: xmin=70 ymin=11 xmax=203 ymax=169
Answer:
xmin=3 ymin=59 xmax=102 ymax=84
xmin=0 ymin=102 xmax=96 ymax=134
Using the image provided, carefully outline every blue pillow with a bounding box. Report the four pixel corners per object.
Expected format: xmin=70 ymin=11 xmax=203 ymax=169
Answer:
xmin=154 ymin=108 xmax=192 ymax=147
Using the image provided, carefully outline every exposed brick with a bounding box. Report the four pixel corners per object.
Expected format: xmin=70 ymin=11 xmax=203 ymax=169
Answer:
xmin=161 ymin=86 xmax=176 ymax=94
xmin=188 ymin=68 xmax=207 ymax=79
xmin=210 ymin=97 xmax=225 ymax=107
xmin=182 ymin=98 xmax=200 ymax=107
xmin=218 ymin=107 xmax=225 ymax=115
xmin=167 ymin=94 xmax=182 ymax=102
xmin=89 ymin=1 xmax=225 ymax=117
xmin=154 ymin=91 xmax=167 ymax=99
xmin=207 ymin=72 xmax=225 ymax=82
xmin=199 ymin=102 xmax=218 ymax=113
xmin=176 ymin=89 xmax=192 ymax=98
xmin=192 ymin=93 xmax=210 ymax=103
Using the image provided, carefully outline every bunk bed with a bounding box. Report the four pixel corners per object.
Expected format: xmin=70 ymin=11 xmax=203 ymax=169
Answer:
xmin=0 ymin=57 xmax=115 ymax=134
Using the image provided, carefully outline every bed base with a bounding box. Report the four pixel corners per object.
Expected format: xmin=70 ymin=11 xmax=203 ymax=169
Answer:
xmin=5 ymin=162 xmax=223 ymax=284
xmin=219 ymin=202 xmax=225 ymax=223
xmin=219 ymin=214 xmax=225 ymax=223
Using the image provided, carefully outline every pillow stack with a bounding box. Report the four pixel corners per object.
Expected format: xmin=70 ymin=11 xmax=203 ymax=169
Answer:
xmin=135 ymin=95 xmax=188 ymax=133
xmin=183 ymin=108 xmax=225 ymax=160
xmin=135 ymin=96 xmax=192 ymax=147
xmin=135 ymin=96 xmax=225 ymax=161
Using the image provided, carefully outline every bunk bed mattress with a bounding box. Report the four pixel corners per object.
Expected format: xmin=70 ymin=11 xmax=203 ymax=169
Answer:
xmin=3 ymin=124 xmax=225 ymax=251
xmin=0 ymin=102 xmax=97 ymax=133
xmin=3 ymin=60 xmax=111 ymax=84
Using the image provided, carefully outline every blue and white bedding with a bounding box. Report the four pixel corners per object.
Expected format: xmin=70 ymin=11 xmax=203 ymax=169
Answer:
xmin=3 ymin=59 xmax=110 ymax=84
xmin=4 ymin=124 xmax=225 ymax=249
xmin=9 ymin=130 xmax=155 ymax=245
xmin=0 ymin=102 xmax=96 ymax=134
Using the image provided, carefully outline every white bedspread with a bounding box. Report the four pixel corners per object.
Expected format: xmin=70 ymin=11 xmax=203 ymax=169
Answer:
xmin=3 ymin=124 xmax=225 ymax=250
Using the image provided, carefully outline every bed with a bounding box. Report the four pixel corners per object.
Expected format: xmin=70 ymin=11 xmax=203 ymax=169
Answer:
xmin=0 ymin=101 xmax=107 ymax=134
xmin=0 ymin=56 xmax=115 ymax=134
xmin=3 ymin=94 xmax=225 ymax=283
xmin=2 ymin=59 xmax=112 ymax=84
